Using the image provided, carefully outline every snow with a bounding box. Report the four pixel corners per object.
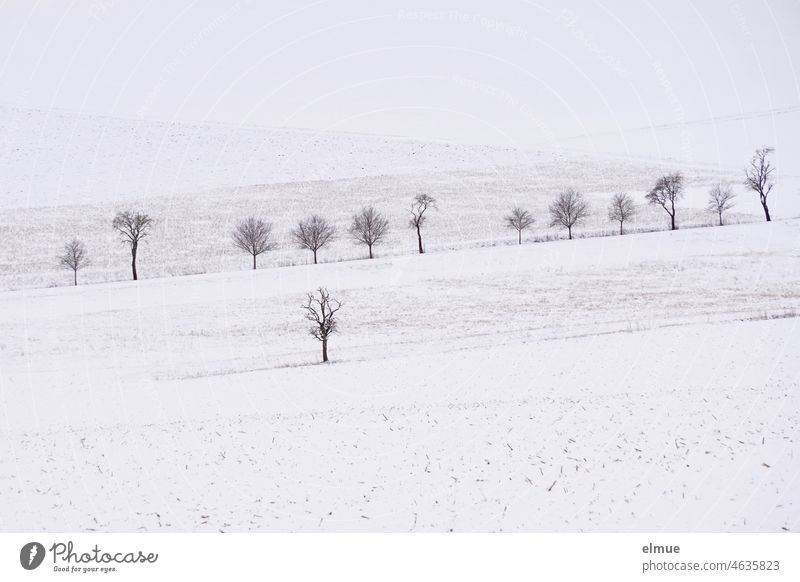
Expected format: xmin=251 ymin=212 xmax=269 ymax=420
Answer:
xmin=0 ymin=105 xmax=566 ymax=209
xmin=4 ymin=107 xmax=785 ymax=292
xmin=1 ymin=218 xmax=798 ymax=531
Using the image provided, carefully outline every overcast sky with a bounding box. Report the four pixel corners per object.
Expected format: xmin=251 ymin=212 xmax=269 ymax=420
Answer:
xmin=1 ymin=0 xmax=798 ymax=168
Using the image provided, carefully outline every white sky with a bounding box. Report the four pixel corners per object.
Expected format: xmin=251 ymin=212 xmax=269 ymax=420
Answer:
xmin=1 ymin=0 xmax=798 ymax=168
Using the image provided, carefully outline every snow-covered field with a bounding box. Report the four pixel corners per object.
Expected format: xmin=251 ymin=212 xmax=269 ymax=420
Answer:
xmin=1 ymin=106 xmax=780 ymax=291
xmin=0 ymin=105 xmax=746 ymax=210
xmin=1 ymin=219 xmax=798 ymax=531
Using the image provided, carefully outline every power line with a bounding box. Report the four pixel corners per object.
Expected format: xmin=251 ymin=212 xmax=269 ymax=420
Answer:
xmin=561 ymin=104 xmax=800 ymax=140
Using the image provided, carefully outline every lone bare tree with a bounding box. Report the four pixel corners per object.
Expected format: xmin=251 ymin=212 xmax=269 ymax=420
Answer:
xmin=707 ymin=184 xmax=736 ymax=226
xmin=58 ymin=238 xmax=89 ymax=286
xmin=646 ymin=172 xmax=684 ymax=231
xmin=349 ymin=206 xmax=389 ymax=259
xmin=292 ymin=215 xmax=337 ymax=264
xmin=504 ymin=206 xmax=534 ymax=244
xmin=302 ymin=287 xmax=343 ymax=363
xmin=408 ymin=193 xmax=437 ymax=254
xmin=744 ymin=147 xmax=775 ymax=222
xmin=549 ymin=188 xmax=589 ymax=240
xmin=232 ymin=217 xmax=275 ymax=269
xmin=112 ymin=210 xmax=154 ymax=280
xmin=607 ymin=192 xmax=636 ymax=235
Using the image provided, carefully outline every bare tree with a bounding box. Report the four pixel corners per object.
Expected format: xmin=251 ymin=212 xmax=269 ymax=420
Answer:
xmin=232 ymin=217 xmax=275 ymax=269
xmin=646 ymin=172 xmax=684 ymax=231
xmin=58 ymin=238 xmax=89 ymax=286
xmin=744 ymin=147 xmax=775 ymax=222
xmin=504 ymin=206 xmax=534 ymax=244
xmin=349 ymin=206 xmax=389 ymax=259
xmin=302 ymin=287 xmax=343 ymax=363
xmin=112 ymin=210 xmax=154 ymax=280
xmin=292 ymin=215 xmax=337 ymax=264
xmin=549 ymin=188 xmax=589 ymax=240
xmin=707 ymin=184 xmax=736 ymax=226
xmin=607 ymin=193 xmax=637 ymax=235
xmin=408 ymin=193 xmax=437 ymax=254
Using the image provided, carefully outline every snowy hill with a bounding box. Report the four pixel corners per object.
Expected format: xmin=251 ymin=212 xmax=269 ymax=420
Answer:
xmin=0 ymin=106 xmax=769 ymax=291
xmin=0 ymin=105 xmax=552 ymax=209
xmin=1 ymin=219 xmax=798 ymax=531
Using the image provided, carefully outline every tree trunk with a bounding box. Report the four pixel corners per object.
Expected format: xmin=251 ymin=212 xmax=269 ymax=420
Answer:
xmin=313 ymin=249 xmax=318 ymax=264
xmin=718 ymin=210 xmax=723 ymax=226
xmin=567 ymin=225 xmax=572 ymax=240
xmin=253 ymin=253 xmax=257 ymax=270
xmin=73 ymin=269 xmax=77 ymax=286
xmin=762 ymin=198 xmax=771 ymax=222
xmin=131 ymin=245 xmax=138 ymax=281
xmin=416 ymin=226 xmax=424 ymax=254
xmin=368 ymin=244 xmax=373 ymax=259
xmin=619 ymin=220 xmax=623 ymax=235
xmin=670 ymin=200 xmax=676 ymax=230
xmin=322 ymin=338 xmax=328 ymax=363
xmin=518 ymin=230 xmax=522 ymax=245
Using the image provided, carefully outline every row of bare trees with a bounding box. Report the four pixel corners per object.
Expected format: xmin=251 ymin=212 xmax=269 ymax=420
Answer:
xmin=646 ymin=148 xmax=775 ymax=230
xmin=230 ymin=207 xmax=388 ymax=269
xmin=56 ymin=196 xmax=432 ymax=284
xmin=645 ymin=172 xmax=739 ymax=231
xmin=57 ymin=210 xmax=153 ymax=285
xmin=504 ymin=147 xmax=775 ymax=244
xmin=303 ymin=149 xmax=774 ymax=364
xmin=295 ymin=196 xmax=432 ymax=362
xmin=506 ymin=188 xmax=606 ymax=243
xmin=55 ymin=149 xmax=777 ymax=285
xmin=506 ymin=177 xmax=730 ymax=244
xmin=231 ymin=193 xmax=435 ymax=269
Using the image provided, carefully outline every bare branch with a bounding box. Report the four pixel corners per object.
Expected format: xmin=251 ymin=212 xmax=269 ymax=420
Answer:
xmin=301 ymin=287 xmax=343 ymax=362
xmin=744 ymin=147 xmax=775 ymax=221
xmin=548 ymin=188 xmax=589 ymax=240
xmin=408 ymin=193 xmax=437 ymax=254
xmin=706 ymin=184 xmax=736 ymax=226
xmin=504 ymin=207 xmax=534 ymax=244
xmin=645 ymin=172 xmax=683 ymax=230
xmin=232 ymin=216 xmax=276 ymax=269
xmin=112 ymin=210 xmax=153 ymax=245
xmin=607 ymin=193 xmax=636 ymax=235
xmin=112 ymin=210 xmax=154 ymax=280
xmin=349 ymin=206 xmax=389 ymax=259
xmin=57 ymin=238 xmax=89 ymax=286
xmin=292 ymin=215 xmax=337 ymax=264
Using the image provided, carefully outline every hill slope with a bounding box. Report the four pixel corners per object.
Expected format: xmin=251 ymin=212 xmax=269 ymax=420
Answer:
xmin=0 ymin=107 xmax=761 ymax=291
xmin=1 ymin=219 xmax=798 ymax=531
